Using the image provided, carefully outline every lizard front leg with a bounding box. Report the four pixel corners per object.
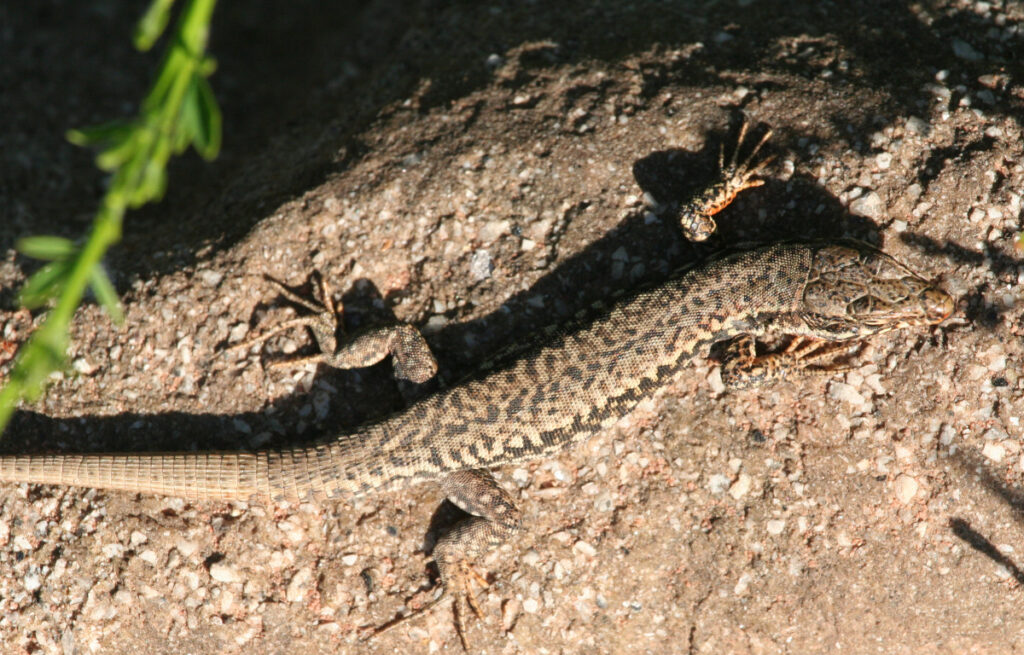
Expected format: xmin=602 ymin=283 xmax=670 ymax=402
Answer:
xmin=677 ymin=116 xmax=775 ymax=241
xmin=226 ymin=271 xmax=437 ymax=383
xmin=717 ymin=334 xmax=860 ymax=389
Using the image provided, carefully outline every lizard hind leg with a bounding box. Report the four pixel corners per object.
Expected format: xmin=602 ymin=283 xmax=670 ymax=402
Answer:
xmin=363 ymin=469 xmax=520 ymax=649
xmin=434 ymin=469 xmax=522 ymax=648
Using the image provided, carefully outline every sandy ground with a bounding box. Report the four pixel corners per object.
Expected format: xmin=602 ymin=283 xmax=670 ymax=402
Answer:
xmin=2 ymin=1 xmax=1024 ymax=653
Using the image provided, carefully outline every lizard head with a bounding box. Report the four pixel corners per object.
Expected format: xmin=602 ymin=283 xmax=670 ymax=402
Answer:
xmin=798 ymin=242 xmax=954 ymax=339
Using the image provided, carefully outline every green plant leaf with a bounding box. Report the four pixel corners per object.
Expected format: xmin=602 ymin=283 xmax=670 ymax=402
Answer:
xmin=89 ymin=265 xmax=124 ymax=324
xmin=67 ymin=119 xmax=134 ymax=149
xmin=190 ymin=74 xmax=221 ymax=159
xmin=18 ymin=327 xmax=70 ymax=402
xmin=177 ymin=83 xmax=200 ymax=155
xmin=134 ymin=0 xmax=177 ymax=51
xmin=18 ymin=260 xmax=73 ymax=309
xmin=95 ymin=132 xmax=143 ymax=171
xmin=16 ymin=236 xmax=77 ymax=261
xmin=136 ymin=160 xmax=168 ymax=206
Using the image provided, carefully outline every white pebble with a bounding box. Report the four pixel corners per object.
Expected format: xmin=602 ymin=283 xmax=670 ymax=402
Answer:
xmin=102 ymin=543 xmax=126 ymax=559
xmin=707 ymin=473 xmax=731 ymax=495
xmin=199 ymin=269 xmax=224 ymax=287
xmin=983 ymin=442 xmax=1005 ymax=463
xmin=828 ymin=381 xmax=867 ymax=408
xmin=573 ymin=540 xmax=597 ymax=557
xmin=849 ymin=191 xmax=885 ymax=220
xmin=469 ymin=249 xmax=494 ymax=281
xmin=478 ymin=220 xmax=510 ymax=243
xmin=176 ymin=539 xmax=200 ymax=558
xmin=894 ymin=474 xmax=919 ymax=504
xmin=734 ymin=573 xmax=752 ymax=595
xmin=23 ymin=571 xmax=42 ymax=592
xmin=286 ymin=566 xmax=314 ymax=602
xmin=728 ymin=474 xmax=752 ymax=500
xmin=210 ymin=562 xmax=243 ymax=584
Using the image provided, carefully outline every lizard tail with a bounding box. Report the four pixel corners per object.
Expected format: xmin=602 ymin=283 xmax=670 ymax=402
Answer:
xmin=0 ymin=444 xmax=371 ymax=502
xmin=0 ymin=452 xmax=265 ymax=500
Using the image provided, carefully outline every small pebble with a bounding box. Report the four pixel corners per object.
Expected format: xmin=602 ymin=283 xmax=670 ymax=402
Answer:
xmin=176 ymin=538 xmax=200 ymax=558
xmin=905 ymin=116 xmax=930 ymax=135
xmin=573 ymin=540 xmax=597 ymax=557
xmin=210 ymin=562 xmax=243 ymax=584
xmin=850 ymin=191 xmax=885 ymax=220
xmin=894 ymin=474 xmax=919 ymax=504
xmin=478 ymin=220 xmax=510 ymax=243
xmin=72 ymin=357 xmax=98 ymax=375
xmin=102 ymin=543 xmax=125 ymax=559
xmin=286 ymin=567 xmax=315 ymax=603
xmin=707 ymin=473 xmax=731 ymax=495
xmin=199 ymin=269 xmax=224 ymax=287
xmin=502 ymin=598 xmax=521 ymax=631
xmin=728 ymin=474 xmax=752 ymax=500
xmin=951 ymin=38 xmax=983 ymax=61
xmin=983 ymin=442 xmax=1005 ymax=463
xmin=829 ymin=382 xmax=867 ymax=408
xmin=733 ymin=573 xmax=752 ymax=595
xmin=470 ymin=249 xmax=493 ymax=281
xmin=23 ymin=571 xmax=42 ymax=592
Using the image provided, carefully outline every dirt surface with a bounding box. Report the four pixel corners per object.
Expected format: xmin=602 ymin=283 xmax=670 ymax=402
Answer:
xmin=3 ymin=1 xmax=1024 ymax=653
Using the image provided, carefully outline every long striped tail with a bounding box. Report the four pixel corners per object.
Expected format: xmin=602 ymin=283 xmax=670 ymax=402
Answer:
xmin=0 ymin=444 xmax=370 ymax=502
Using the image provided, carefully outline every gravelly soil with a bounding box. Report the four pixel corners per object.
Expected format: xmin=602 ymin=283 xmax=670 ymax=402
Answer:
xmin=2 ymin=1 xmax=1024 ymax=653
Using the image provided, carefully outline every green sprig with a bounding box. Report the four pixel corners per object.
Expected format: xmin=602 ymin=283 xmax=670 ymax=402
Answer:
xmin=0 ymin=0 xmax=220 ymax=431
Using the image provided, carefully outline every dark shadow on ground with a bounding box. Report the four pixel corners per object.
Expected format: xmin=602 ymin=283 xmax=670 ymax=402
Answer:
xmin=949 ymin=518 xmax=1024 ymax=585
xmin=4 ymin=0 xmax=1022 ymax=289
xmin=947 ymin=449 xmax=1024 ymax=585
xmin=898 ymin=231 xmax=1023 ymax=329
xmin=951 ymin=448 xmax=1024 ymax=526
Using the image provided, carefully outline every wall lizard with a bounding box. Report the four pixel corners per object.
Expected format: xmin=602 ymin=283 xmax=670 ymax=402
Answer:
xmin=0 ymin=123 xmax=954 ymax=644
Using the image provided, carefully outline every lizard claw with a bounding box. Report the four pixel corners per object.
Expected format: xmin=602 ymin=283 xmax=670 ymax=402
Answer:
xmin=361 ymin=559 xmax=491 ymax=651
